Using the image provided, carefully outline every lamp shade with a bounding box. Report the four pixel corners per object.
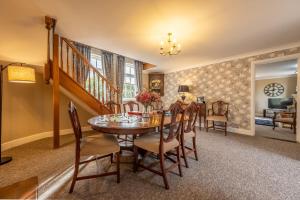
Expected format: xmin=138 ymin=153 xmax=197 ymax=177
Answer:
xmin=178 ymin=85 xmax=189 ymax=93
xmin=7 ymin=66 xmax=36 ymax=83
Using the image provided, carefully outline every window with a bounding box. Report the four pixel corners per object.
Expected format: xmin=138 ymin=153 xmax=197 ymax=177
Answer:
xmin=86 ymin=50 xmax=104 ymax=98
xmin=90 ymin=52 xmax=103 ymax=74
xmin=123 ymin=62 xmax=137 ymax=99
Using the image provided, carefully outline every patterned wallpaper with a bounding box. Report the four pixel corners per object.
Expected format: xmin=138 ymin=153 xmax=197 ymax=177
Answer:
xmin=163 ymin=46 xmax=300 ymax=130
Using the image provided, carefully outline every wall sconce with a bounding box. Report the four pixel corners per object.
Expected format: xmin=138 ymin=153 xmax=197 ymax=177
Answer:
xmin=178 ymin=85 xmax=189 ymax=101
xmin=0 ymin=63 xmax=36 ymax=165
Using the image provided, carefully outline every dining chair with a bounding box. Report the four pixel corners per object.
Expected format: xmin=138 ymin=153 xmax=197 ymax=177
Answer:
xmin=106 ymin=100 xmax=121 ymax=114
xmin=68 ymin=102 xmax=120 ymax=193
xmin=206 ymin=100 xmax=229 ymax=136
xmin=181 ymin=102 xmax=199 ymax=168
xmin=123 ymin=100 xmax=140 ymax=112
xmin=133 ymin=102 xmax=184 ymax=190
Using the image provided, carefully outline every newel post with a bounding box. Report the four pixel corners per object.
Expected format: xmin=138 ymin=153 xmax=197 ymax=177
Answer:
xmin=53 ymin=34 xmax=60 ymax=148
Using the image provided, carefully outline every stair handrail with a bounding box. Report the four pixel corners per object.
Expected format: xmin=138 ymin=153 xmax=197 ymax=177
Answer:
xmin=61 ymin=37 xmax=119 ymax=94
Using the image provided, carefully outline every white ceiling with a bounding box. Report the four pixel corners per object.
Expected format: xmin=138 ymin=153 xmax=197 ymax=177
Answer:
xmin=1 ymin=0 xmax=300 ymax=73
xmin=256 ymin=59 xmax=298 ymax=79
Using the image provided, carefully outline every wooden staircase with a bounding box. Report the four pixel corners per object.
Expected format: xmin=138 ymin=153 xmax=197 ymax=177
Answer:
xmin=45 ymin=17 xmax=120 ymax=148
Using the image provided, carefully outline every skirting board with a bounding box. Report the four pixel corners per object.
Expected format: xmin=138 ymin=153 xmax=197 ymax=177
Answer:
xmin=1 ymin=126 xmax=92 ymax=152
xmin=197 ymin=124 xmax=252 ymax=136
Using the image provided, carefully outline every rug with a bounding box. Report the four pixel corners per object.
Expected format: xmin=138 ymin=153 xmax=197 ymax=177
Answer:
xmin=255 ymin=117 xmax=275 ymax=126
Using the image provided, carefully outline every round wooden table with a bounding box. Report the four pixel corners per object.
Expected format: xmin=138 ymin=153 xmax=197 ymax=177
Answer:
xmin=88 ymin=113 xmax=164 ymax=136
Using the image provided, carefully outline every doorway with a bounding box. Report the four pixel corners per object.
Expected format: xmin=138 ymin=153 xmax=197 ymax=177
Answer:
xmin=251 ymin=56 xmax=300 ymax=142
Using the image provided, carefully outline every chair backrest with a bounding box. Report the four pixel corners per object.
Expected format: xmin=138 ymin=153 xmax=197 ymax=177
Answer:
xmin=68 ymin=102 xmax=82 ymax=145
xmin=212 ymin=101 xmax=229 ymax=116
xmin=106 ymin=101 xmax=121 ymax=114
xmin=159 ymin=102 xmax=184 ymax=146
xmin=183 ymin=102 xmax=199 ymax=133
xmin=123 ymin=101 xmax=140 ymax=112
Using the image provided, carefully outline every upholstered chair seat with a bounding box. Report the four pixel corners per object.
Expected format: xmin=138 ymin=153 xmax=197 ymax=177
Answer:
xmin=80 ymin=134 xmax=120 ymax=157
xmin=184 ymin=131 xmax=196 ymax=139
xmin=206 ymin=115 xmax=227 ymax=122
xmin=134 ymin=134 xmax=179 ymax=154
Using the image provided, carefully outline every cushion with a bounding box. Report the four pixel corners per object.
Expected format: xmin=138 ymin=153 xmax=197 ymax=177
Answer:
xmin=183 ymin=131 xmax=196 ymax=139
xmin=206 ymin=115 xmax=227 ymax=122
xmin=134 ymin=133 xmax=179 ymax=154
xmin=80 ymin=134 xmax=120 ymax=157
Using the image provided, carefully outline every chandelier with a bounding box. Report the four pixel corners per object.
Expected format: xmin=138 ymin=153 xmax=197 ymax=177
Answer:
xmin=160 ymin=33 xmax=181 ymax=56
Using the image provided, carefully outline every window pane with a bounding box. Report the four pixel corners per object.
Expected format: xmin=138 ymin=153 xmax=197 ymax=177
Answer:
xmin=91 ymin=58 xmax=96 ymax=67
xmin=125 ymin=66 xmax=130 ymax=74
xmin=131 ymin=77 xmax=136 ymax=84
xmin=130 ymin=67 xmax=135 ymax=75
xmin=125 ymin=77 xmax=130 ymax=83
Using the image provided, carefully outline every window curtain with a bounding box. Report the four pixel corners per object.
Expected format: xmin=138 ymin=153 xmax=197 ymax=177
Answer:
xmin=116 ymin=55 xmax=125 ymax=103
xmin=74 ymin=42 xmax=91 ymax=85
xmin=102 ymin=51 xmax=114 ymax=83
xmin=134 ymin=60 xmax=143 ymax=92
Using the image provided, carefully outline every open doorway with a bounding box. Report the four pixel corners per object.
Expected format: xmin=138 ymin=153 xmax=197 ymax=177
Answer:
xmin=254 ymin=59 xmax=298 ymax=142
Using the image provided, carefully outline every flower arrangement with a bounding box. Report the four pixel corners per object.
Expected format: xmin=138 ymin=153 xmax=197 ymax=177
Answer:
xmin=136 ymin=91 xmax=161 ymax=115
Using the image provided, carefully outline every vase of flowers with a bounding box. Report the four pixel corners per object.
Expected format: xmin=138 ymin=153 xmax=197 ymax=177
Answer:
xmin=136 ymin=90 xmax=161 ymax=118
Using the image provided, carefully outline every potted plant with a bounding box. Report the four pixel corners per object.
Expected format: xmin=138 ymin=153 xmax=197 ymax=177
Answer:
xmin=136 ymin=90 xmax=161 ymax=117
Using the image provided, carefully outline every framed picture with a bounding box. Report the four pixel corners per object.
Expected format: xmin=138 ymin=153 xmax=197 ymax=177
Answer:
xmin=197 ymin=96 xmax=204 ymax=103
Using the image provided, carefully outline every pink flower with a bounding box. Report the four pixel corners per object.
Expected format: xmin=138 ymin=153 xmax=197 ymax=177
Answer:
xmin=135 ymin=91 xmax=161 ymax=106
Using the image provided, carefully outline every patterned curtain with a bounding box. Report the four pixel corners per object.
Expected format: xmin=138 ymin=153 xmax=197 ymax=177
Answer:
xmin=102 ymin=51 xmax=114 ymax=83
xmin=134 ymin=60 xmax=143 ymax=92
xmin=116 ymin=55 xmax=125 ymax=103
xmin=74 ymin=42 xmax=91 ymax=85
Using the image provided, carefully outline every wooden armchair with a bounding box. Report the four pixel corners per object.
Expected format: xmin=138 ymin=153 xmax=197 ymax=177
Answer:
xmin=206 ymin=101 xmax=229 ymax=136
xmin=106 ymin=100 xmax=121 ymax=114
xmin=123 ymin=101 xmax=140 ymax=112
xmin=133 ymin=102 xmax=184 ymax=189
xmin=68 ymin=102 xmax=120 ymax=193
xmin=273 ymin=111 xmax=296 ymax=134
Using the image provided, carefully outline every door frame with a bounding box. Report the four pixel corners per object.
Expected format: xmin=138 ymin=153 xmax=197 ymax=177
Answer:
xmin=250 ymin=54 xmax=300 ymax=143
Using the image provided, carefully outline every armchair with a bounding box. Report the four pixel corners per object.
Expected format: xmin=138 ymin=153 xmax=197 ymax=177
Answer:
xmin=273 ymin=111 xmax=296 ymax=134
xmin=206 ymin=101 xmax=229 ymax=136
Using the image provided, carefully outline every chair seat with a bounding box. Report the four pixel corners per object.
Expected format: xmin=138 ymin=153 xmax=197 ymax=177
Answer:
xmin=134 ymin=133 xmax=179 ymax=154
xmin=274 ymin=118 xmax=294 ymax=124
xmin=206 ymin=115 xmax=227 ymax=122
xmin=183 ymin=131 xmax=196 ymax=139
xmin=80 ymin=134 xmax=120 ymax=157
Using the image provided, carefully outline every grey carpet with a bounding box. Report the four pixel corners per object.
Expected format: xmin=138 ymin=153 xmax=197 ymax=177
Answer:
xmin=0 ymin=130 xmax=300 ymax=200
xmin=256 ymin=124 xmax=296 ymax=142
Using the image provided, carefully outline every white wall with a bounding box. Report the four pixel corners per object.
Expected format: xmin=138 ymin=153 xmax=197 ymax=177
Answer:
xmin=255 ymin=76 xmax=297 ymax=115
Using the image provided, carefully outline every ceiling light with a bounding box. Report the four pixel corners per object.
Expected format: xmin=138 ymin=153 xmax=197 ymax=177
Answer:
xmin=160 ymin=33 xmax=181 ymax=56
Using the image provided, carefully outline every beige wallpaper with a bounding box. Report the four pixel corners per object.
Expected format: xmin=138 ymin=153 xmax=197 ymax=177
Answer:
xmin=2 ymin=71 xmax=93 ymax=143
xmin=255 ymin=76 xmax=297 ymax=115
xmin=163 ymin=47 xmax=300 ymax=130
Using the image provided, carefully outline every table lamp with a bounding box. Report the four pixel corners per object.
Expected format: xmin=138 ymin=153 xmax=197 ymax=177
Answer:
xmin=0 ymin=63 xmax=36 ymax=165
xmin=178 ymin=85 xmax=189 ymax=101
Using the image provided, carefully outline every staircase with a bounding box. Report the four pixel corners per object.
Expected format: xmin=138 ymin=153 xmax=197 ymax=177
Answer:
xmin=58 ymin=37 xmax=120 ymax=114
xmin=45 ymin=17 xmax=120 ymax=148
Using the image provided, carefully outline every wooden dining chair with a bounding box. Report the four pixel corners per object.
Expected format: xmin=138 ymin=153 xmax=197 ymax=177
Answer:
xmin=106 ymin=100 xmax=121 ymax=114
xmin=206 ymin=100 xmax=229 ymax=136
xmin=133 ymin=102 xmax=184 ymax=190
xmin=68 ymin=102 xmax=120 ymax=193
xmin=123 ymin=101 xmax=140 ymax=112
xmin=181 ymin=102 xmax=199 ymax=168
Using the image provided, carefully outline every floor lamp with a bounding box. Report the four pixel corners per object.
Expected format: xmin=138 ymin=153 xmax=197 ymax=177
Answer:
xmin=0 ymin=63 xmax=36 ymax=165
